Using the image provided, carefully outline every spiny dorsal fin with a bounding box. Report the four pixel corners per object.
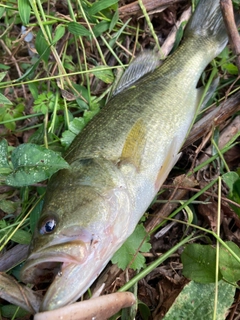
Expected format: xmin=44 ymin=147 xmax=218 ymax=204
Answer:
xmin=112 ymin=51 xmax=161 ymax=97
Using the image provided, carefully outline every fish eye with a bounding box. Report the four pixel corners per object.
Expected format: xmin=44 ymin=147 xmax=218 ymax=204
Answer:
xmin=38 ymin=214 xmax=58 ymax=235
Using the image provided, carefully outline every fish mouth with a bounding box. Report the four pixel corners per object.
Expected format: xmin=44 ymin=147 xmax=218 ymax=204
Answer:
xmin=20 ymin=240 xmax=88 ymax=285
xmin=20 ymin=228 xmax=119 ymax=311
xmin=21 ymin=238 xmax=111 ymax=312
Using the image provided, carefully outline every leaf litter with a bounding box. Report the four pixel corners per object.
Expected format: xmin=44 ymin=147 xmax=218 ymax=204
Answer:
xmin=0 ymin=0 xmax=240 ymax=319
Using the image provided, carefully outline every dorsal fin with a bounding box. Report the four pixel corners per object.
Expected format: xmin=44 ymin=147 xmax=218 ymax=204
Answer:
xmin=112 ymin=51 xmax=161 ymax=97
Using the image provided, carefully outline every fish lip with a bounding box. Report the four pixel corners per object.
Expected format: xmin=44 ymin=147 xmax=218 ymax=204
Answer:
xmin=39 ymin=251 xmax=108 ymax=311
xmin=20 ymin=239 xmax=89 ymax=284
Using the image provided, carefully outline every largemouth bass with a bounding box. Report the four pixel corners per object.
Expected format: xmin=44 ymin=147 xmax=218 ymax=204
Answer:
xmin=21 ymin=0 xmax=229 ymax=311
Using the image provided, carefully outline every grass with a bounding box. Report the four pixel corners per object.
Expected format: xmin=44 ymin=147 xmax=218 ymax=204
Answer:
xmin=0 ymin=0 xmax=240 ymax=319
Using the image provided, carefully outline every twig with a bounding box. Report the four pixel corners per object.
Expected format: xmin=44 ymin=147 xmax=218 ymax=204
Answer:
xmin=196 ymin=115 xmax=240 ymax=170
xmin=0 ymin=273 xmax=42 ymax=314
xmin=0 ymin=244 xmax=28 ymax=272
xmin=119 ymin=0 xmax=186 ymax=17
xmin=0 ymin=39 xmax=27 ymax=99
xmin=160 ymin=184 xmax=240 ymax=210
xmin=220 ymin=0 xmax=240 ymax=73
xmin=183 ymin=90 xmax=240 ymax=149
xmin=146 ymin=175 xmax=197 ymax=232
xmin=161 ymin=6 xmax=191 ymax=57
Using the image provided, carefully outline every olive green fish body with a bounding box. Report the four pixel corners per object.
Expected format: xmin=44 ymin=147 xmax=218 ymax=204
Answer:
xmin=21 ymin=0 xmax=229 ymax=311
xmin=62 ymin=35 xmax=225 ymax=230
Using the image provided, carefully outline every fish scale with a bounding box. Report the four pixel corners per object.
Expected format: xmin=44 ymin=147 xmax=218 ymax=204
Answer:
xmin=20 ymin=0 xmax=231 ymax=311
xmin=66 ymin=42 xmax=208 ymax=166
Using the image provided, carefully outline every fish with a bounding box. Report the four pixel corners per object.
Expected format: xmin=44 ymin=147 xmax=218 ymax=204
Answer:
xmin=20 ymin=0 xmax=229 ymax=311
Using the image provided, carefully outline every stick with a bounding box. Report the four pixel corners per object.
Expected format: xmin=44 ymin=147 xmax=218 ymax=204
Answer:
xmin=220 ymin=0 xmax=240 ymax=73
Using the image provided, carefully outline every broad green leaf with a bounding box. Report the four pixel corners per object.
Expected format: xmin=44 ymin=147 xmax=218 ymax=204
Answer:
xmin=0 ymin=305 xmax=29 ymax=318
xmin=61 ymin=130 xmax=76 ymax=148
xmin=69 ymin=117 xmax=85 ymax=135
xmin=53 ymin=25 xmax=66 ymax=44
xmin=171 ymin=21 xmax=187 ymax=53
xmin=0 ymin=167 xmax=12 ymax=174
xmin=163 ymin=280 xmax=235 ymax=320
xmin=0 ymin=7 xmax=5 ymax=19
xmin=30 ymin=199 xmax=44 ymax=233
xmin=109 ymin=10 xmax=119 ymax=32
xmin=72 ymin=83 xmax=91 ymax=103
xmin=222 ymin=171 xmax=239 ymax=193
xmin=222 ymin=62 xmax=238 ymax=75
xmin=219 ymin=241 xmax=240 ymax=283
xmin=3 ymin=113 xmax=16 ymax=131
xmin=60 ymin=117 xmax=86 ymax=148
xmin=68 ymin=22 xmax=91 ymax=37
xmin=233 ymin=0 xmax=240 ymax=7
xmin=0 ymin=93 xmax=12 ymax=105
xmin=0 ymin=200 xmax=19 ymax=214
xmin=93 ymin=21 xmax=110 ymax=37
xmin=76 ymin=98 xmax=89 ymax=110
xmin=18 ymin=0 xmax=31 ymax=25
xmin=28 ymin=82 xmax=39 ymax=100
xmin=35 ymin=30 xmax=50 ymax=63
xmin=0 ymin=71 xmax=7 ymax=82
xmin=218 ymin=46 xmax=229 ymax=60
xmin=92 ymin=66 xmax=114 ymax=83
xmin=0 ymin=220 xmax=7 ymax=228
xmin=229 ymin=179 xmax=240 ymax=216
xmin=181 ymin=243 xmax=221 ymax=283
xmin=0 ymin=139 xmax=11 ymax=169
xmin=83 ymin=108 xmax=100 ymax=124
xmin=6 ymin=144 xmax=70 ymax=187
xmin=111 ymin=224 xmax=151 ymax=270
xmin=0 ymin=63 xmax=10 ymax=70
xmin=138 ymin=301 xmax=151 ymax=320
xmin=88 ymin=0 xmax=118 ymax=15
xmin=28 ymin=124 xmax=45 ymax=144
xmin=11 ymin=229 xmax=32 ymax=244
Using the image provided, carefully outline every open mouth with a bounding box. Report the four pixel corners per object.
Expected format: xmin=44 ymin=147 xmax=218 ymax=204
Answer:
xmin=20 ymin=240 xmax=88 ymax=284
xmin=21 ymin=261 xmax=62 ymax=284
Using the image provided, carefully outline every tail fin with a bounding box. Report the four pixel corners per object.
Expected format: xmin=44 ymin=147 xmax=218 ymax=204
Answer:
xmin=185 ymin=0 xmax=228 ymax=56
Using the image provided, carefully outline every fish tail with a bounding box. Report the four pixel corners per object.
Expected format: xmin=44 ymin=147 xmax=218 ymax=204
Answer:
xmin=185 ymin=0 xmax=228 ymax=56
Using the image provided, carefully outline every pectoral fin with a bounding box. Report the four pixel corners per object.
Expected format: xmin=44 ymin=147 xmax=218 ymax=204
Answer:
xmin=155 ymin=137 xmax=181 ymax=191
xmin=120 ymin=119 xmax=146 ymax=171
